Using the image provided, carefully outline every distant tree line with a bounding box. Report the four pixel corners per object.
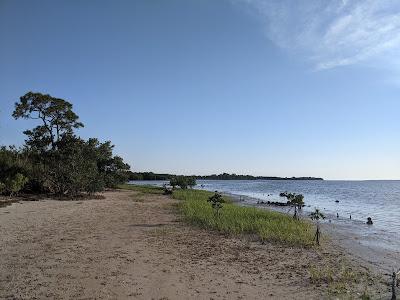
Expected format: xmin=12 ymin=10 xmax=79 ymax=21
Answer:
xmin=197 ymin=173 xmax=323 ymax=180
xmin=127 ymin=172 xmax=172 ymax=181
xmin=128 ymin=172 xmax=323 ymax=181
xmin=0 ymin=92 xmax=130 ymax=197
xmin=126 ymin=172 xmax=197 ymax=189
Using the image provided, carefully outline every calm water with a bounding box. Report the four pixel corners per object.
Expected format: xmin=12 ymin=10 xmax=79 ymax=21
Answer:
xmin=130 ymin=180 xmax=400 ymax=254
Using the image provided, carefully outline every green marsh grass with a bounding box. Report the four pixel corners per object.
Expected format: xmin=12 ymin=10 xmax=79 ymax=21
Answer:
xmin=119 ymin=185 xmax=314 ymax=246
xmin=173 ymin=189 xmax=314 ymax=247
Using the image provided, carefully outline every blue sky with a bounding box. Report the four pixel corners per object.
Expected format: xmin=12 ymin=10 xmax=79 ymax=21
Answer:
xmin=0 ymin=0 xmax=399 ymax=180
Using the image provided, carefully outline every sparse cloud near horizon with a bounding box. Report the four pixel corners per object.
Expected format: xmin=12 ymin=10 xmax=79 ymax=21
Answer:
xmin=238 ymin=0 xmax=400 ymax=70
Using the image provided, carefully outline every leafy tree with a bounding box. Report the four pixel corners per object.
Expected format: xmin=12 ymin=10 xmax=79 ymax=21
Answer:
xmin=208 ymin=191 xmax=224 ymax=215
xmin=42 ymin=136 xmax=129 ymax=196
xmin=85 ymin=138 xmax=130 ymax=188
xmin=291 ymin=194 xmax=304 ymax=219
xmin=280 ymin=191 xmax=305 ymax=219
xmin=309 ymin=208 xmax=325 ymax=245
xmin=170 ymin=176 xmax=189 ymax=189
xmin=12 ymin=92 xmax=83 ymax=150
xmin=187 ymin=176 xmax=196 ymax=189
xmin=41 ymin=136 xmax=99 ymax=196
xmin=9 ymin=92 xmax=130 ymax=197
xmin=176 ymin=176 xmax=188 ymax=189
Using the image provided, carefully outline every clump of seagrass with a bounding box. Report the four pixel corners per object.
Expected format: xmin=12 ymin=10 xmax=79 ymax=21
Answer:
xmin=309 ymin=208 xmax=325 ymax=245
xmin=207 ymin=191 xmax=224 ymax=216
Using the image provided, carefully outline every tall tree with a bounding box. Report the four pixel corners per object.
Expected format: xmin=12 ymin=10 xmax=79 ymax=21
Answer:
xmin=9 ymin=92 xmax=130 ymax=196
xmin=12 ymin=92 xmax=84 ymax=150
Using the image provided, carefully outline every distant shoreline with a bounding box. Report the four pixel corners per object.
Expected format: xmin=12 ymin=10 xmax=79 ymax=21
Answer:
xmin=196 ymin=177 xmax=324 ymax=181
xmin=128 ymin=172 xmax=323 ymax=181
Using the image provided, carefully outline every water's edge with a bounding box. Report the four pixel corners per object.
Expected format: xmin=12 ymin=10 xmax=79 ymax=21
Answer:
xmin=129 ymin=180 xmax=400 ymax=274
xmin=223 ymin=190 xmax=398 ymax=274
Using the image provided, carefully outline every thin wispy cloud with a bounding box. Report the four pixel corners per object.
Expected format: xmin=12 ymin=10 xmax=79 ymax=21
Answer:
xmin=238 ymin=0 xmax=400 ymax=70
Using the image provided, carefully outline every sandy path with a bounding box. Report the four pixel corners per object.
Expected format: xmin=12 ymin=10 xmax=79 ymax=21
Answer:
xmin=0 ymin=190 xmax=385 ymax=299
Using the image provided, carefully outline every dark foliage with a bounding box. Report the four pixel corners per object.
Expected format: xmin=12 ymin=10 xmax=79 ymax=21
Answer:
xmin=197 ymin=173 xmax=323 ymax=180
xmin=279 ymin=191 xmax=305 ymax=219
xmin=129 ymin=171 xmax=323 ymax=181
xmin=13 ymin=92 xmax=84 ymax=151
xmin=128 ymin=172 xmax=172 ymax=181
xmin=169 ymin=176 xmax=194 ymax=189
xmin=187 ymin=176 xmax=196 ymax=188
xmin=0 ymin=146 xmax=29 ymax=196
xmin=0 ymin=92 xmax=130 ymax=197
xmin=207 ymin=191 xmax=224 ymax=214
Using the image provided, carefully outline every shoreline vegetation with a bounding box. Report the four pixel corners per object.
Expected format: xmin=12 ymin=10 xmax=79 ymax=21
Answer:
xmin=118 ymin=184 xmax=388 ymax=298
xmin=0 ymin=92 xmax=130 ymax=198
xmin=119 ymin=184 xmax=314 ymax=246
xmin=127 ymin=171 xmax=323 ymax=181
xmin=175 ymin=189 xmax=315 ymax=247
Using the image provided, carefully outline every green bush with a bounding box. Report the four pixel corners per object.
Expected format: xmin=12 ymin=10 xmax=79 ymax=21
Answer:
xmin=33 ymin=136 xmax=129 ymax=196
xmin=0 ymin=146 xmax=30 ymax=195
xmin=170 ymin=176 xmax=192 ymax=189
xmin=4 ymin=173 xmax=28 ymax=196
xmin=207 ymin=191 xmax=224 ymax=214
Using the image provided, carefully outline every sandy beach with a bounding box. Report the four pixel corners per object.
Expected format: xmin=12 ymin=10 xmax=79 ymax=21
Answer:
xmin=0 ymin=190 xmax=390 ymax=299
